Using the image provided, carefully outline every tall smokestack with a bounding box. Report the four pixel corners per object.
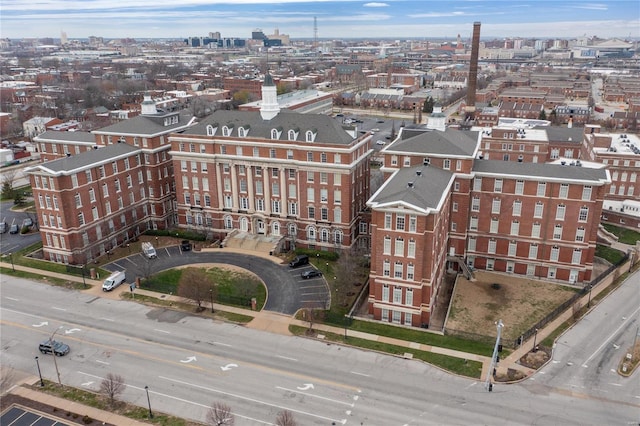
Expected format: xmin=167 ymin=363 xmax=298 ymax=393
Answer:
xmin=465 ymin=21 xmax=481 ymax=120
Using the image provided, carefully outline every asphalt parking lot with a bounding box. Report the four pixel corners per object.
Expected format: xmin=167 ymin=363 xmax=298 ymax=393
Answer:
xmin=103 ymin=246 xmax=330 ymax=315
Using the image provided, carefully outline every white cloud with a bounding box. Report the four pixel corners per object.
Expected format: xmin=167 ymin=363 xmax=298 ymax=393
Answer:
xmin=363 ymin=2 xmax=389 ymax=7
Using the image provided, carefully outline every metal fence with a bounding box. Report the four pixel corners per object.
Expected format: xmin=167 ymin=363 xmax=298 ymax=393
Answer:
xmin=217 ymin=294 xmax=253 ymax=308
xmin=443 ymin=328 xmax=497 ymax=346
xmin=513 ymin=253 xmax=629 ymax=348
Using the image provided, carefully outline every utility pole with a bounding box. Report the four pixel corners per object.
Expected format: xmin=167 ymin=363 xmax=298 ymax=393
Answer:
xmin=485 ymin=319 xmax=503 ymax=392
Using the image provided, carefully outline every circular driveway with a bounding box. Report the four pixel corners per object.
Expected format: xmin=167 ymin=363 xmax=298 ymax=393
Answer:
xmin=103 ymin=245 xmax=330 ymax=315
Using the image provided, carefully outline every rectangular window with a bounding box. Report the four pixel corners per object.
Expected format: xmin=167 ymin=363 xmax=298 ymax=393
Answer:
xmin=534 ymin=202 xmax=543 ymax=218
xmin=490 ymin=218 xmax=499 ymax=233
xmin=513 ymin=200 xmax=522 ymax=216
xmin=407 ymin=240 xmax=416 ymax=258
xmin=471 ymin=196 xmax=480 ymax=212
xmin=396 ymin=215 xmax=405 ymax=231
xmin=558 ymin=183 xmax=569 ymax=198
xmin=409 ymin=216 xmax=417 ymax=232
xmin=556 ymin=205 xmax=566 ymax=220
xmin=443 ymin=159 xmax=450 ymax=170
xmin=383 ymin=237 xmax=391 ymax=255
xmin=473 ymin=177 xmax=482 ymax=191
xmin=382 ymin=284 xmax=389 ymax=301
xmin=537 ymin=182 xmax=546 ymax=197
xmin=394 ymin=263 xmax=403 ymax=279
xmin=334 ymin=189 xmax=341 ymax=204
xmin=575 ymin=227 xmax=585 ymax=242
xmin=532 ymin=223 xmax=541 ymax=238
xmin=320 ymin=172 xmax=328 ymax=184
xmin=550 ymin=246 xmax=559 ymax=261
xmin=510 ymin=220 xmax=519 ymax=236
xmin=320 ymin=188 xmax=328 ymax=202
xmin=572 ymin=248 xmax=582 ymax=264
xmin=468 ymin=237 xmax=476 ymax=251
xmin=508 ymin=241 xmax=517 ymax=256
xmin=582 ymin=185 xmax=592 ymax=201
xmin=488 ymin=239 xmax=497 ymax=254
xmin=307 ymin=171 xmax=314 ymax=183
xmin=491 ymin=199 xmax=501 ymax=214
xmin=470 ymin=216 xmax=478 ymax=230
xmin=579 ymin=206 xmax=588 ymax=222
xmin=553 ymin=224 xmax=563 ymax=240
xmin=515 ymin=180 xmax=524 ymax=195
xmin=307 ymin=187 xmax=314 ymax=202
xmin=384 ymin=213 xmax=392 ymax=229
xmin=394 ymin=238 xmax=404 ymax=256
xmin=307 ymin=206 xmax=315 ymax=219
xmin=494 ymin=179 xmax=503 ymax=193
xmin=529 ymin=244 xmax=538 ymax=259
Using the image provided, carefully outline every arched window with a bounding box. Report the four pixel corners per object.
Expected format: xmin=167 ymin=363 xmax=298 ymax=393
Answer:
xmin=272 ymin=221 xmax=280 ymax=236
xmin=240 ymin=217 xmax=249 ymax=232
xmin=206 ymin=125 xmax=215 ymax=136
xmin=222 ymin=126 xmax=233 ymax=136
xmin=307 ymin=226 xmax=316 ymax=240
xmin=271 ymin=128 xmax=280 ymax=139
xmin=305 ymin=130 xmax=316 ymax=142
xmin=288 ymin=223 xmax=297 ymax=237
xmin=334 ymin=230 xmax=343 ymax=245
xmin=224 ymin=215 xmax=233 ymax=229
xmin=320 ymin=228 xmax=329 ymax=242
xmin=288 ymin=129 xmax=298 ymax=140
xmin=238 ymin=127 xmax=249 ymax=137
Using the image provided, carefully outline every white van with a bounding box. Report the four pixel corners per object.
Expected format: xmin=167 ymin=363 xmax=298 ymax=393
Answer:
xmin=141 ymin=242 xmax=157 ymax=259
xmin=102 ymin=270 xmax=126 ymax=292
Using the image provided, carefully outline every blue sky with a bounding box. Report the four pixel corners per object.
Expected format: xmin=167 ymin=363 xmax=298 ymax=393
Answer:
xmin=1 ymin=0 xmax=639 ymax=40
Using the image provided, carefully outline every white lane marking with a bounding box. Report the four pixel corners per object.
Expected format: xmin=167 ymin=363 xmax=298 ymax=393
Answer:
xmin=350 ymin=371 xmax=370 ymax=377
xmin=125 ymin=258 xmax=137 ymax=266
xmin=154 ymin=329 xmax=170 ymax=334
xmin=465 ymin=382 xmax=477 ymax=389
xmin=99 ymin=318 xmax=115 ymax=322
xmin=277 ymin=355 xmax=298 ymax=362
xmin=52 ymin=307 xmax=67 ymax=311
xmin=212 ymin=341 xmax=232 ymax=347
xmin=5 ymin=297 xmax=19 ymax=301
xmin=161 ymin=375 xmax=345 ymax=424
xmin=95 ymin=360 xmax=110 ymax=365
xmin=276 ymin=386 xmax=354 ymax=407
xmin=608 ymin=383 xmax=623 ymax=387
xmin=76 ymin=372 xmax=272 ymax=425
xmin=583 ymin=304 xmax=640 ymax=365
xmin=164 ymin=247 xmax=171 ymax=257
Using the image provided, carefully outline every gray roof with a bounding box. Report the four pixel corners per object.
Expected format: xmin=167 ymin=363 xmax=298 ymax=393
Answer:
xmin=34 ymin=130 xmax=96 ymax=144
xmin=473 ymin=159 xmax=608 ymax=183
xmin=542 ymin=126 xmax=585 ymax=144
xmin=94 ymin=111 xmax=193 ymax=136
xmin=184 ymin=110 xmax=356 ymax=145
xmin=389 ymin=128 xmax=479 ymax=157
xmin=369 ymin=165 xmax=453 ymax=213
xmin=28 ymin=143 xmax=139 ymax=175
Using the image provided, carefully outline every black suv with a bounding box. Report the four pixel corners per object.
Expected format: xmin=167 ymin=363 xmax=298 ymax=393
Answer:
xmin=180 ymin=240 xmax=192 ymax=251
xmin=289 ymin=255 xmax=309 ymax=268
xmin=39 ymin=340 xmax=70 ymax=356
xmin=301 ymin=269 xmax=322 ymax=279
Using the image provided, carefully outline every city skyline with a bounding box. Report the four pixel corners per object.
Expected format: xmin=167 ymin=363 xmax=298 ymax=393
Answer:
xmin=1 ymin=0 xmax=639 ymax=41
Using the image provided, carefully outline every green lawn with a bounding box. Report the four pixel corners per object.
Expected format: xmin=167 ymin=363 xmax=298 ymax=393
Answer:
xmin=603 ymin=223 xmax=640 ymax=245
xmin=595 ymin=245 xmax=626 ymax=265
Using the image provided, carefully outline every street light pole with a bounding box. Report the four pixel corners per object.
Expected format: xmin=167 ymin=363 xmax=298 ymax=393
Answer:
xmin=9 ymin=252 xmax=14 ymax=271
xmin=49 ymin=326 xmax=64 ymax=386
xmin=210 ymin=288 xmax=214 ymax=313
xmin=532 ymin=328 xmax=539 ymax=353
xmin=145 ymin=385 xmax=153 ymax=418
xmin=35 ymin=356 xmax=44 ymax=387
xmin=587 ymin=284 xmax=592 ymax=308
xmin=81 ymin=264 xmax=87 ymax=289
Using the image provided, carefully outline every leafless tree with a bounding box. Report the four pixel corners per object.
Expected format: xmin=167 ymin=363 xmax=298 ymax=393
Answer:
xmin=206 ymin=401 xmax=234 ymax=425
xmin=1 ymin=169 xmax=18 ymax=199
xmin=99 ymin=373 xmax=125 ymax=407
xmin=275 ymin=410 xmax=297 ymax=426
xmin=0 ymin=365 xmax=16 ymax=394
xmin=177 ymin=267 xmax=215 ymax=310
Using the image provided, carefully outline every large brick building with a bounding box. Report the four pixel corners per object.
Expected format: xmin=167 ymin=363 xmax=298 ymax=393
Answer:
xmin=27 ymin=94 xmax=193 ymax=264
xmin=169 ymin=74 xmax=372 ymax=251
xmin=367 ymin=125 xmax=610 ymax=327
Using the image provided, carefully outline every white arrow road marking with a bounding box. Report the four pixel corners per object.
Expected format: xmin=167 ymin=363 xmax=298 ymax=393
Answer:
xmin=180 ymin=356 xmax=197 ymax=363
xmin=81 ymin=381 xmax=94 ymax=387
xmin=353 ymin=395 xmax=359 ymax=401
xmin=220 ymin=363 xmax=238 ymax=371
xmin=276 ymin=386 xmax=354 ymax=407
xmin=5 ymin=297 xmax=19 ymax=301
xmin=32 ymin=321 xmax=49 ymax=327
xmin=65 ymin=328 xmax=81 ymax=334
xmin=296 ymin=383 xmax=314 ymax=391
xmin=162 ymin=375 xmax=344 ymax=424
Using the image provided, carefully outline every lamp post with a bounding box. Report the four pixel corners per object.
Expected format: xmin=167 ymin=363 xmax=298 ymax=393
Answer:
xmin=532 ymin=328 xmax=539 ymax=353
xmin=49 ymin=326 xmax=64 ymax=386
xmin=587 ymin=283 xmax=592 ymax=308
xmin=209 ymin=288 xmax=214 ymax=313
xmin=35 ymin=356 xmax=44 ymax=387
xmin=145 ymin=385 xmax=153 ymax=418
xmin=127 ymin=243 xmax=130 ymax=254
xmin=8 ymin=252 xmax=14 ymax=271
xmin=81 ymin=264 xmax=87 ymax=289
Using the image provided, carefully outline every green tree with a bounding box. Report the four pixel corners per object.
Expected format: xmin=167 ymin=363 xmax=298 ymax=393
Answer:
xmin=539 ymin=109 xmax=547 ymax=120
xmin=423 ymin=96 xmax=435 ymax=113
xmin=13 ymin=191 xmax=25 ymax=206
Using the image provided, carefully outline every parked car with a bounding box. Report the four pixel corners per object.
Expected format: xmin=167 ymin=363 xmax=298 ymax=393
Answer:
xmin=371 ymin=128 xmax=380 ymax=132
xmin=289 ymin=255 xmax=309 ymax=268
xmin=102 ymin=270 xmax=126 ymax=291
xmin=23 ymin=217 xmax=33 ymax=227
xmin=141 ymin=242 xmax=157 ymax=259
xmin=39 ymin=339 xmax=70 ymax=356
xmin=0 ymin=221 xmax=7 ymax=233
xmin=301 ymin=269 xmax=322 ymax=279
xmin=376 ymin=119 xmax=385 ymax=123
xmin=376 ymin=140 xmax=386 ymax=145
xmin=181 ymin=240 xmax=192 ymax=251
xmin=9 ymin=224 xmax=19 ymax=234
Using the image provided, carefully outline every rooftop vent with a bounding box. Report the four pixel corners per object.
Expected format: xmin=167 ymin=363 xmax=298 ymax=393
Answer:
xmin=576 ymin=160 xmax=582 ymax=167
xmin=407 ymin=182 xmax=414 ymax=188
xmin=416 ymin=170 xmax=422 ymax=176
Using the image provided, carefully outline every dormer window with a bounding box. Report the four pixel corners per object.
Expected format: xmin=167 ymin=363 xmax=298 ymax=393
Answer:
xmin=305 ymin=129 xmax=317 ymax=142
xmin=271 ymin=127 xmax=283 ymax=140
xmin=206 ymin=125 xmax=217 ymax=136
xmin=238 ymin=126 xmax=249 ymax=137
xmin=288 ymin=129 xmax=299 ymax=141
xmin=222 ymin=125 xmax=234 ymax=137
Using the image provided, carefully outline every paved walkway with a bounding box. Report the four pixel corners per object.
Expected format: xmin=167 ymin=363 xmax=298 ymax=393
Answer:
xmin=0 ymin=252 xmax=632 ymax=423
